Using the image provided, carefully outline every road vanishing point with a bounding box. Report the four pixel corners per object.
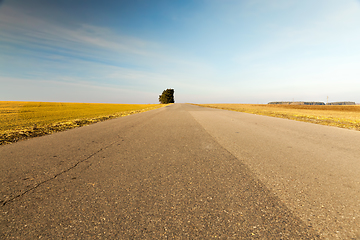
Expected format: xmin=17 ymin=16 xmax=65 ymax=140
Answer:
xmin=1 ymin=103 xmax=360 ymax=239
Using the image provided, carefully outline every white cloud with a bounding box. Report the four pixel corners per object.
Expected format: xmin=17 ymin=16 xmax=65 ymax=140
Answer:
xmin=0 ymin=5 xmax=160 ymax=61
xmin=1 ymin=0 xmax=359 ymax=103
xmin=0 ymin=4 xmax=217 ymax=103
xmin=0 ymin=4 xmax=216 ymax=73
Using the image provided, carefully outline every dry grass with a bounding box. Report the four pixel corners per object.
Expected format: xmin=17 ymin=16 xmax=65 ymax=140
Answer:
xmin=195 ymin=104 xmax=360 ymax=131
xmin=0 ymin=101 xmax=164 ymax=145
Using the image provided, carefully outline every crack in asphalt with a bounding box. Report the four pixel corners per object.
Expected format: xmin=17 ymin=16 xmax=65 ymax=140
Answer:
xmin=1 ymin=141 xmax=117 ymax=206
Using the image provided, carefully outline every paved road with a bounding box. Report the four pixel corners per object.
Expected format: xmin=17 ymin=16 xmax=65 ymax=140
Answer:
xmin=1 ymin=103 xmax=359 ymax=239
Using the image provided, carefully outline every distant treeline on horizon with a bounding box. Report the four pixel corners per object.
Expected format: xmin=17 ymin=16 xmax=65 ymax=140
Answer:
xmin=268 ymin=101 xmax=356 ymax=106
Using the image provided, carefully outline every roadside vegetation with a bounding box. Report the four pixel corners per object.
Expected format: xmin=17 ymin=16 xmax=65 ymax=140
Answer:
xmin=159 ymin=89 xmax=175 ymax=104
xmin=0 ymin=101 xmax=164 ymax=145
xmin=195 ymin=104 xmax=360 ymax=131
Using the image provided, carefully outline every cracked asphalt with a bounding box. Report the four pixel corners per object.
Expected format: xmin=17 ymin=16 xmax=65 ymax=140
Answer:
xmin=1 ymin=103 xmax=359 ymax=239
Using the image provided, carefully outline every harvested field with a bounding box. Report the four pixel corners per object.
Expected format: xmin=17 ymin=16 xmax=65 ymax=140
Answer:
xmin=195 ymin=104 xmax=360 ymax=131
xmin=0 ymin=101 xmax=164 ymax=145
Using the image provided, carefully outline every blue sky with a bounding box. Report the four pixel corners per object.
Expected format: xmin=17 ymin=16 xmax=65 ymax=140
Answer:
xmin=0 ymin=0 xmax=359 ymax=103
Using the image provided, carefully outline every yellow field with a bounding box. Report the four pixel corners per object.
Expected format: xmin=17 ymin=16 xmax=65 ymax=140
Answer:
xmin=0 ymin=101 xmax=164 ymax=145
xmin=196 ymin=104 xmax=360 ymax=131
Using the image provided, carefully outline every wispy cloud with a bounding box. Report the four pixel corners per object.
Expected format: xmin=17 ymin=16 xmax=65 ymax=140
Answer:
xmin=0 ymin=4 xmax=215 ymax=102
xmin=1 ymin=0 xmax=360 ymax=103
xmin=0 ymin=5 xmax=162 ymax=63
xmin=0 ymin=4 xmax=214 ymax=71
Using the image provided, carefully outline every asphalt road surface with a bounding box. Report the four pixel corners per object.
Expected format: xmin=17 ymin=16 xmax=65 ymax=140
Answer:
xmin=1 ymin=103 xmax=360 ymax=239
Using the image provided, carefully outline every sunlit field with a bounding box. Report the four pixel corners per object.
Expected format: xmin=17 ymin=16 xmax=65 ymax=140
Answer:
xmin=196 ymin=104 xmax=360 ymax=131
xmin=0 ymin=101 xmax=164 ymax=145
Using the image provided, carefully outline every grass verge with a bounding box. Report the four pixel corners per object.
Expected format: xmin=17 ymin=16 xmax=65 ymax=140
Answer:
xmin=0 ymin=101 xmax=165 ymax=145
xmin=194 ymin=104 xmax=360 ymax=131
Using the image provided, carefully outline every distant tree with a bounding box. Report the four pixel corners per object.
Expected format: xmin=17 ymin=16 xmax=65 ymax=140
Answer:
xmin=159 ymin=89 xmax=175 ymax=104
